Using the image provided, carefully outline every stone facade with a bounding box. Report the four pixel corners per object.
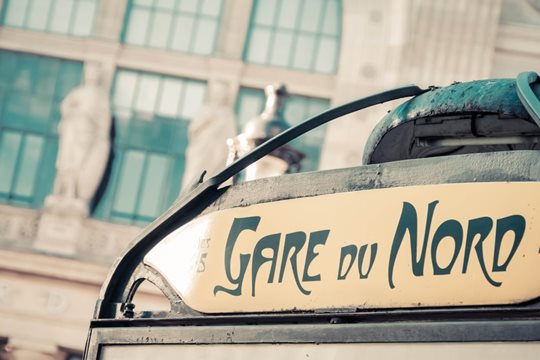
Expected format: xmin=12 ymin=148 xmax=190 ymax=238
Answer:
xmin=0 ymin=0 xmax=539 ymax=358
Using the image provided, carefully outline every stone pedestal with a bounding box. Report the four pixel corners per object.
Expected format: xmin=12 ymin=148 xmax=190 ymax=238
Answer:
xmin=34 ymin=214 xmax=82 ymax=256
xmin=34 ymin=196 xmax=87 ymax=256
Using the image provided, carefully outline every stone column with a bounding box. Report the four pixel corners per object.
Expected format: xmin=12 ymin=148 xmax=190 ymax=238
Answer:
xmin=319 ymin=0 xmax=409 ymax=170
xmin=93 ymin=0 xmax=130 ymax=42
xmin=399 ymin=0 xmax=502 ymax=87
xmin=86 ymin=0 xmax=124 ymax=84
xmin=491 ymin=0 xmax=540 ymax=78
xmin=216 ymin=0 xmax=254 ymax=60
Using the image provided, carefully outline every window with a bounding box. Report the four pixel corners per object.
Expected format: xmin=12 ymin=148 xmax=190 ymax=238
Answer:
xmin=0 ymin=50 xmax=83 ymax=207
xmin=123 ymin=0 xmax=224 ymax=55
xmin=235 ymin=87 xmax=329 ymax=172
xmin=244 ymin=0 xmax=342 ymax=74
xmin=0 ymin=0 xmax=98 ymax=37
xmin=93 ymin=69 xmax=206 ymax=225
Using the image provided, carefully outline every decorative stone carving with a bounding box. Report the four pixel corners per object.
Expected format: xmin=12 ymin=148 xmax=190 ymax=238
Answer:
xmin=226 ymin=84 xmax=304 ymax=183
xmin=0 ymin=205 xmax=39 ymax=248
xmin=181 ymin=80 xmax=236 ymax=191
xmin=45 ymin=61 xmax=112 ymax=217
xmin=36 ymin=62 xmax=112 ymax=255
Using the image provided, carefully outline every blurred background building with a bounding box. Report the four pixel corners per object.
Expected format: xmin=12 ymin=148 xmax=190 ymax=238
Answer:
xmin=0 ymin=0 xmax=539 ymax=358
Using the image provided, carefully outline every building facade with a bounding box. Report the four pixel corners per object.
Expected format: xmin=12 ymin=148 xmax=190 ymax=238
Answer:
xmin=0 ymin=0 xmax=539 ymax=358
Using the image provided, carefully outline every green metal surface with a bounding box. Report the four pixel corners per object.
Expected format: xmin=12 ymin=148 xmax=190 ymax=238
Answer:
xmin=243 ymin=0 xmax=342 ymax=74
xmin=363 ymin=78 xmax=540 ymax=165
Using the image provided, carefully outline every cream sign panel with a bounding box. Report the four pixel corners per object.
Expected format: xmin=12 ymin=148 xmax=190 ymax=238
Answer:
xmin=144 ymin=182 xmax=540 ymax=313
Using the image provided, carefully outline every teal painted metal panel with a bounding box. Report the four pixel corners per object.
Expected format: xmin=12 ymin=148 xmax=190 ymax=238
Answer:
xmin=244 ymin=0 xmax=342 ymax=74
xmin=0 ymin=50 xmax=83 ymax=208
xmin=363 ymin=78 xmax=540 ymax=165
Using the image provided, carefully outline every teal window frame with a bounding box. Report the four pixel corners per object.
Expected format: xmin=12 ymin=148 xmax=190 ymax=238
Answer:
xmin=0 ymin=50 xmax=83 ymax=208
xmin=121 ymin=0 xmax=224 ymax=56
xmin=0 ymin=0 xmax=98 ymax=37
xmin=93 ymin=69 xmax=207 ymax=225
xmin=243 ymin=0 xmax=342 ymax=74
xmin=235 ymin=87 xmax=330 ymax=172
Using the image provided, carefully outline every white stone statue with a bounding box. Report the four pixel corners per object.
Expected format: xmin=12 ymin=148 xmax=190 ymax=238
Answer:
xmin=181 ymin=80 xmax=237 ymax=192
xmin=45 ymin=62 xmax=112 ymax=216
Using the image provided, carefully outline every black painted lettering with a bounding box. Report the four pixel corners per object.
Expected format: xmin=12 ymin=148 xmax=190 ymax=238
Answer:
xmin=388 ymin=201 xmax=438 ymax=289
xmin=492 ymin=215 xmax=526 ymax=272
xmin=462 ymin=217 xmax=493 ymax=274
xmin=214 ymin=216 xmax=260 ymax=296
xmin=431 ymin=220 xmax=463 ymax=275
xmin=357 ymin=243 xmax=378 ymax=279
xmin=302 ymin=230 xmax=329 ymax=282
xmin=337 ymin=245 xmax=357 ymax=280
xmin=251 ymin=233 xmax=280 ymax=296
xmin=278 ymin=231 xmax=310 ymax=295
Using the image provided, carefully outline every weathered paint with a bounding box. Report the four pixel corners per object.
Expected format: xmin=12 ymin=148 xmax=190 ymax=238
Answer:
xmin=363 ymin=79 xmax=540 ymax=165
xmin=85 ymin=319 xmax=540 ymax=359
xmin=144 ymin=182 xmax=540 ymax=313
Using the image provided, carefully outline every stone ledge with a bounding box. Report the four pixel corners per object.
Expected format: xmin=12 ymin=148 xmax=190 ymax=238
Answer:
xmin=0 ymin=204 xmax=142 ymax=264
xmin=0 ymin=248 xmax=108 ymax=286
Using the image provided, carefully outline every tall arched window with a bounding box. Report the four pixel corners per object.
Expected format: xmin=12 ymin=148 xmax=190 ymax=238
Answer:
xmin=122 ymin=0 xmax=224 ymax=55
xmin=244 ymin=0 xmax=342 ymax=74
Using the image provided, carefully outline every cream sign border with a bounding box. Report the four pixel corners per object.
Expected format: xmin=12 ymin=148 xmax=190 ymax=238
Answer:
xmin=145 ymin=182 xmax=540 ymax=313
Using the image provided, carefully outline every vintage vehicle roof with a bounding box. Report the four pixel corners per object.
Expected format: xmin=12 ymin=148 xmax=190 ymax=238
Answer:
xmin=364 ymin=78 xmax=540 ymax=164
